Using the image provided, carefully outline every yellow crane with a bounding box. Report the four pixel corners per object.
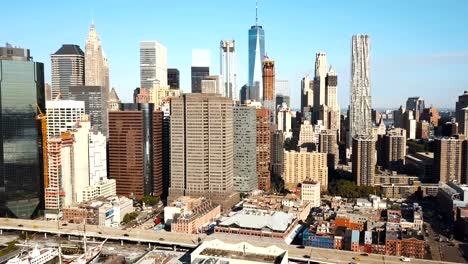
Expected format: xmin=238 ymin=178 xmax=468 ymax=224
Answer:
xmin=36 ymin=104 xmax=48 ymax=189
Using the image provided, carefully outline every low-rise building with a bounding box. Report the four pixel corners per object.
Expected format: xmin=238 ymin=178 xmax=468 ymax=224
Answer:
xmin=191 ymin=239 xmax=288 ymax=264
xmin=438 ymin=182 xmax=468 ymax=224
xmin=168 ymin=196 xmax=220 ymax=234
xmin=301 ymin=180 xmax=321 ymax=207
xmin=62 ymin=196 xmax=133 ymax=227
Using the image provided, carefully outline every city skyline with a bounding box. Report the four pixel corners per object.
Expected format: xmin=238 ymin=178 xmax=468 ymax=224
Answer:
xmin=2 ymin=1 xmax=467 ymax=109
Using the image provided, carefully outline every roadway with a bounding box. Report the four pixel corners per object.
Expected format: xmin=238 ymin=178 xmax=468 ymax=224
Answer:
xmin=0 ymin=218 xmax=461 ymax=264
xmin=0 ymin=218 xmax=204 ymax=249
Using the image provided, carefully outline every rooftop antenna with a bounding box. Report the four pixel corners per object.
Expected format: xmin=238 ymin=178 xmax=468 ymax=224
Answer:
xmin=255 ymin=0 xmax=258 ymax=26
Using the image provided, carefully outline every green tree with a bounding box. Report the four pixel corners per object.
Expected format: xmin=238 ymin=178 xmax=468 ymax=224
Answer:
xmin=123 ymin=212 xmax=138 ymax=224
xmin=141 ymin=195 xmax=159 ymax=206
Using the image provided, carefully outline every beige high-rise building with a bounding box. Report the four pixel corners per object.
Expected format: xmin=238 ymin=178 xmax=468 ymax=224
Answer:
xmin=434 ymin=137 xmax=463 ymax=183
xmin=169 ymin=94 xmax=237 ymax=208
xmin=85 ymin=21 xmax=109 ymax=94
xmin=298 ymin=120 xmax=314 ymax=147
xmin=352 ymin=135 xmax=376 ymax=186
xmin=301 ymin=75 xmax=313 ymax=111
xmin=301 ymin=180 xmax=321 ymax=207
xmin=201 ymin=75 xmax=221 ymax=94
xmin=319 ymin=129 xmax=339 ymax=169
xmin=283 ymin=150 xmax=328 ymax=191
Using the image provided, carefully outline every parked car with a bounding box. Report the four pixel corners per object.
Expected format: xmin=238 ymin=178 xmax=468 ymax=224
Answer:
xmin=400 ymin=256 xmax=411 ymax=262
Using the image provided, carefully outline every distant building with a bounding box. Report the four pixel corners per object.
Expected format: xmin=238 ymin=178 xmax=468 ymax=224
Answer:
xmin=191 ymin=49 xmax=211 ymax=93
xmin=168 ymin=196 xmax=221 ymax=234
xmin=107 ymin=87 xmax=121 ymax=111
xmin=167 ymin=68 xmax=180 ymax=89
xmin=140 ymin=41 xmax=167 ymax=88
xmin=319 ymin=129 xmax=339 ymax=169
xmin=220 ymin=40 xmax=237 ymax=100
xmin=381 ymin=128 xmax=406 ymax=171
xmin=84 ymin=22 xmax=109 ymax=98
xmin=0 ymin=45 xmax=45 ymax=219
xmin=262 ymin=60 xmax=275 ymax=124
xmin=416 ymin=121 xmax=430 ymax=140
xmin=271 ymin=130 xmax=284 ymax=181
xmin=301 ymin=75 xmax=313 ymax=112
xmin=51 ymin=44 xmax=85 ymax=99
xmin=283 ymin=150 xmax=328 ymax=191
xmin=420 ymin=106 xmax=440 ymax=127
xmin=169 ymin=94 xmax=238 ymax=209
xmin=256 ymin=108 xmax=271 ymax=191
xmin=277 ymin=103 xmax=292 ymax=133
xmin=405 ymin=97 xmax=425 ymax=121
xmin=434 ymin=137 xmax=463 ymax=183
xmin=456 ymin=91 xmax=468 ymax=132
xmin=69 ymin=85 xmax=108 ymax=136
xmin=233 ymin=106 xmax=257 ymax=193
xmin=149 ymin=82 xmax=181 ymax=108
xmin=108 ymin=104 xmax=163 ymax=199
xmin=248 ymin=22 xmax=265 ymax=100
xmin=301 ymin=180 xmax=321 ymax=207
xmin=298 ymin=120 xmax=315 ymax=149
xmin=200 ymin=75 xmax=220 ymax=94
xmin=352 ymin=135 xmax=376 ymax=186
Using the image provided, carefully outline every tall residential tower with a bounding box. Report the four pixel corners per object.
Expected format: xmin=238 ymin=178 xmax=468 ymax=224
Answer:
xmin=350 ymin=35 xmax=372 ymax=142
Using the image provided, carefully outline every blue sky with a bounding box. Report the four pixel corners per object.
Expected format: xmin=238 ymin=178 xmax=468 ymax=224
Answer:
xmin=2 ymin=0 xmax=468 ymax=109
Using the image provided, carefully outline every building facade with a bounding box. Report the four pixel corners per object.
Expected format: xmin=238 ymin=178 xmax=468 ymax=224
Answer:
xmin=350 ymin=35 xmax=372 ymax=140
xmin=169 ymin=94 xmax=237 ymax=208
xmin=248 ymin=24 xmax=265 ymax=101
xmin=84 ymin=22 xmax=109 ymax=95
xmin=167 ymin=68 xmax=180 ymax=89
xmin=51 ymin=44 xmax=85 ymax=99
xmin=233 ymin=106 xmax=257 ymax=193
xmin=46 ymin=100 xmax=85 ymax=137
xmin=301 ymin=181 xmax=321 ymax=207
xmin=256 ymin=108 xmax=271 ymax=191
xmin=0 ymin=46 xmax=45 ymax=219
xmin=108 ymin=104 xmax=163 ymax=199
xmin=352 ymin=135 xmax=376 ymax=186
xmin=283 ymin=151 xmax=328 ymax=191
xmin=69 ymin=85 xmax=108 ymax=136
xmin=319 ymin=129 xmax=339 ymax=169
xmin=434 ymin=137 xmax=463 ymax=183
xmin=140 ymin=41 xmax=167 ymax=88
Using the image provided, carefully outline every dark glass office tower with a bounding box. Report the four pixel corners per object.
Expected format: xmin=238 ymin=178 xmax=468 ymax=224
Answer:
xmin=0 ymin=45 xmax=45 ymax=219
xmin=191 ymin=66 xmax=209 ymax=93
xmin=69 ymin=85 xmax=107 ymax=136
xmin=167 ymin=68 xmax=180 ymax=89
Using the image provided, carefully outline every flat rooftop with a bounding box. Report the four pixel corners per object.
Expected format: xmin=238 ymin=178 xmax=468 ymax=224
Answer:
xmin=198 ymin=248 xmax=283 ymax=263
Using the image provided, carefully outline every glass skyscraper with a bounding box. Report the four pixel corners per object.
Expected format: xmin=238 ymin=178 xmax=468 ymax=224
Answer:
xmin=0 ymin=45 xmax=45 ymax=219
xmin=248 ymin=25 xmax=265 ymax=101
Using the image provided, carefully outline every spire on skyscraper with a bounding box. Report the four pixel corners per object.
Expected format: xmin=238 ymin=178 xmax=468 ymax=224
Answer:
xmin=256 ymin=0 xmax=258 ymax=26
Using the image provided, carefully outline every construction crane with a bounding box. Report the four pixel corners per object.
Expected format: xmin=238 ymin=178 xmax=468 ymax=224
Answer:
xmin=36 ymin=103 xmax=48 ymax=189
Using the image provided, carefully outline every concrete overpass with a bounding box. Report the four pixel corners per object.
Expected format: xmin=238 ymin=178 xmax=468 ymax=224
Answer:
xmin=0 ymin=218 xmax=203 ymax=249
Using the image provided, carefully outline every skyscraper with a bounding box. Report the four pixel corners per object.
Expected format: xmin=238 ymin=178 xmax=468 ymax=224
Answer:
xmin=167 ymin=68 xmax=180 ymax=89
xmin=434 ymin=137 xmax=463 ymax=183
xmin=69 ymin=85 xmax=108 ymax=136
xmin=271 ymin=130 xmax=284 ymax=183
xmin=456 ymin=91 xmax=468 ymax=134
xmin=220 ymin=40 xmax=238 ymax=100
xmin=406 ymin=97 xmax=425 ymax=121
xmin=108 ymin=104 xmax=163 ymax=198
xmin=0 ymin=45 xmax=45 ymax=219
xmin=85 ymin=21 xmax=109 ymax=93
xmin=169 ymin=94 xmax=237 ymax=208
xmin=301 ymin=75 xmax=313 ymax=113
xmin=313 ymin=53 xmax=328 ymax=109
xmin=352 ymin=135 xmax=376 ymax=186
xmin=233 ymin=106 xmax=257 ymax=192
xmin=275 ymin=79 xmax=290 ymax=107
xmin=350 ymin=35 xmax=372 ymax=141
xmin=262 ymin=60 xmax=275 ymax=124
xmin=140 ymin=41 xmax=168 ymax=88
xmin=191 ymin=49 xmax=211 ymax=93
xmin=248 ymin=3 xmax=265 ymax=101
xmin=319 ymin=129 xmax=339 ymax=169
xmin=51 ymin=44 xmax=85 ymax=99
xmin=380 ymin=128 xmax=406 ymax=171
xmin=201 ymin=75 xmax=221 ymax=94
xmin=256 ymin=108 xmax=271 ymax=191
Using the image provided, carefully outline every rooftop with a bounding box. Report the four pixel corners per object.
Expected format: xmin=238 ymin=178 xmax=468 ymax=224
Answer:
xmin=53 ymin=44 xmax=84 ymax=56
xmin=219 ymin=209 xmax=294 ymax=232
